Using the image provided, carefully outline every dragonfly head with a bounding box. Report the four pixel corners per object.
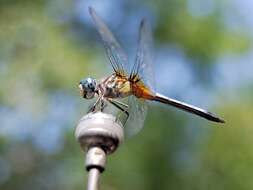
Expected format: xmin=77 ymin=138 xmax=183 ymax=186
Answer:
xmin=79 ymin=77 xmax=97 ymax=99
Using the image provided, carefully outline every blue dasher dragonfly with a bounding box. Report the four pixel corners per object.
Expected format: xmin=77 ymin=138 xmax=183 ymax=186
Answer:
xmin=79 ymin=7 xmax=225 ymax=136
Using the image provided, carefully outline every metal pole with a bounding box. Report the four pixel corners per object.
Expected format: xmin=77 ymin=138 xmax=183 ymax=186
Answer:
xmin=85 ymin=147 xmax=106 ymax=190
xmin=75 ymin=112 xmax=124 ymax=190
xmin=87 ymin=168 xmax=100 ymax=190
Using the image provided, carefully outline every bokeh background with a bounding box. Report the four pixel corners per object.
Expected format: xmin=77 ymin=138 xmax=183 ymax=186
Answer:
xmin=0 ymin=0 xmax=253 ymax=189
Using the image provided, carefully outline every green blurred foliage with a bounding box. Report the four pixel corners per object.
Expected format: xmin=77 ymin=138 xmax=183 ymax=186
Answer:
xmin=153 ymin=0 xmax=251 ymax=62
xmin=0 ymin=0 xmax=252 ymax=190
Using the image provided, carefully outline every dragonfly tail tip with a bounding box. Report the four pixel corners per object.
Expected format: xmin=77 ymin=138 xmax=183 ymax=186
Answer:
xmin=219 ymin=118 xmax=225 ymax=124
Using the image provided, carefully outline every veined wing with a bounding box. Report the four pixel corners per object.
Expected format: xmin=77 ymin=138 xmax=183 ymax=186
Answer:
xmin=89 ymin=7 xmax=128 ymax=76
xmin=125 ymin=96 xmax=148 ymax=137
xmin=129 ymin=19 xmax=155 ymax=91
xmin=125 ymin=19 xmax=155 ymax=137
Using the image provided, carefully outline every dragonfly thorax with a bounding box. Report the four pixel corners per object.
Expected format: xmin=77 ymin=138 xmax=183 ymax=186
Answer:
xmin=101 ymin=74 xmax=132 ymax=99
xmin=79 ymin=77 xmax=97 ymax=99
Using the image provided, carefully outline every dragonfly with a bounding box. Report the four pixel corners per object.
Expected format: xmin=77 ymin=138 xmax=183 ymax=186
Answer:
xmin=79 ymin=7 xmax=225 ymax=136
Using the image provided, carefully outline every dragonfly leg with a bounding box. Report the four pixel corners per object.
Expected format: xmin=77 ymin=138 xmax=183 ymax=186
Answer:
xmin=107 ymin=98 xmax=129 ymax=125
xmin=109 ymin=99 xmax=129 ymax=108
xmin=88 ymin=96 xmax=102 ymax=113
xmin=100 ymin=97 xmax=108 ymax=112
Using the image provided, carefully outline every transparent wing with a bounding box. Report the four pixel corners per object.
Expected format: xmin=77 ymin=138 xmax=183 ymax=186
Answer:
xmin=124 ymin=19 xmax=155 ymax=137
xmin=89 ymin=7 xmax=128 ymax=75
xmin=124 ymin=96 xmax=148 ymax=137
xmin=130 ymin=19 xmax=155 ymax=91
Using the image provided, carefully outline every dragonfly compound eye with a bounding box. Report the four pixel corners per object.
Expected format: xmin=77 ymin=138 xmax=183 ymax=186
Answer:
xmin=79 ymin=78 xmax=96 ymax=99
